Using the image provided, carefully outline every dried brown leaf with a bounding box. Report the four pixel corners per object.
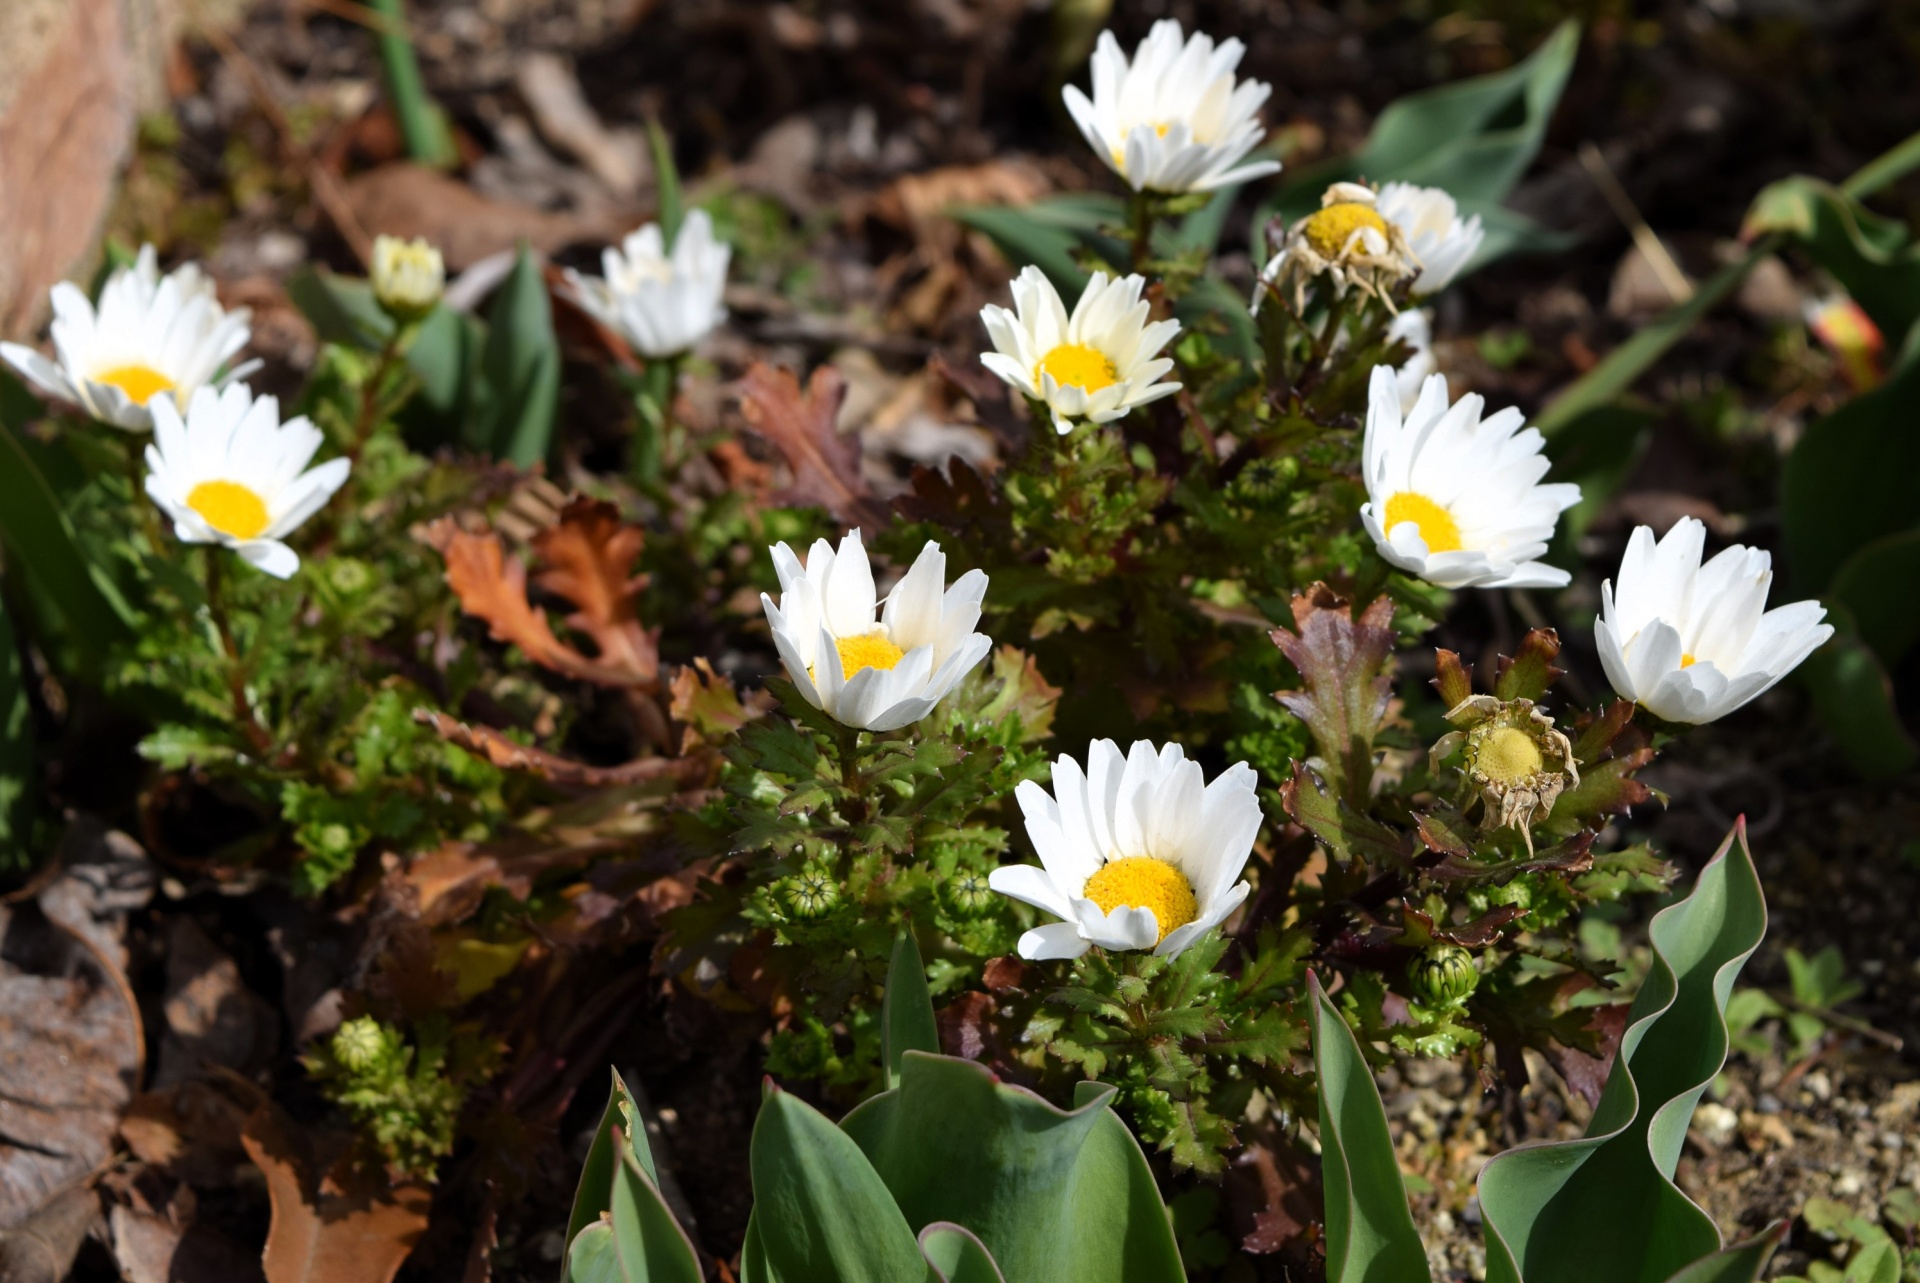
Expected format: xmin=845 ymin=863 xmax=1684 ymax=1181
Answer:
xmin=1226 ymin=1141 xmax=1318 ymax=1254
xmin=412 ymin=710 xmax=705 ymax=790
xmin=153 ymin=918 xmax=278 ymax=1089
xmin=530 ymin=497 xmax=659 ymax=685
xmin=738 ymin=363 xmax=883 ymax=526
xmin=240 ymin=1105 xmax=430 ymax=1283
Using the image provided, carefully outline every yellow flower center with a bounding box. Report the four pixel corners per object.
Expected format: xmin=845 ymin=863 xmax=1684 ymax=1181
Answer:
xmin=1302 ymin=203 xmax=1391 ymax=259
xmin=1680 ymin=653 xmax=1698 ymax=669
xmin=1082 ymin=856 xmax=1198 ymax=944
xmin=186 ymin=480 xmax=271 ymax=540
xmin=1035 ymin=343 xmax=1119 ymax=394
xmin=1383 ymin=491 xmax=1463 ymax=553
xmin=833 ymin=631 xmax=905 ymax=679
xmin=94 ymin=364 xmax=175 ymax=405
xmin=1477 ymin=727 xmax=1545 ymax=784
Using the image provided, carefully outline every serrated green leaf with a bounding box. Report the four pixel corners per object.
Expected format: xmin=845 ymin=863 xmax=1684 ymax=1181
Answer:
xmin=1197 ymin=1009 xmax=1308 ymax=1066
xmin=1478 ymin=820 xmax=1767 ymax=1283
xmin=883 ymin=932 xmax=940 ymax=1091
xmin=1308 ymin=971 xmax=1433 ymax=1283
xmin=840 ymin=1052 xmax=1184 ymax=1282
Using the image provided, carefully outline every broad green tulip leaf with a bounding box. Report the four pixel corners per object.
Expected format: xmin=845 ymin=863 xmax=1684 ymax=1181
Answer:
xmin=919 ymin=1223 xmax=1009 ymax=1283
xmin=1467 ymin=204 xmax=1579 ymax=272
xmin=0 ymin=412 xmax=134 ymax=655
xmin=1540 ymin=405 xmax=1654 ymax=543
xmin=840 ymin=1051 xmax=1185 ymax=1283
xmin=562 ymin=1069 xmax=664 ymax=1280
xmin=480 ymin=242 xmax=561 ymax=466
xmin=649 ymin=120 xmax=684 ymax=249
xmin=610 ymin=1147 xmax=703 ymax=1283
xmin=749 ymin=1086 xmax=925 ymax=1283
xmin=1659 ymin=1224 xmax=1785 ymax=1283
xmin=1798 ymin=620 xmax=1919 ymax=782
xmin=949 ymin=194 xmax=1124 ymax=296
xmin=1308 ymin=971 xmax=1432 ymax=1283
xmin=1780 ymin=357 xmax=1920 ymax=593
xmin=1535 ymin=243 xmax=1772 ymax=435
xmin=286 ymin=265 xmax=395 ymax=350
xmin=1478 ymin=820 xmax=1767 ymax=1283
xmin=399 ymin=303 xmax=484 ymax=448
xmin=565 ymin=1224 xmax=626 ymax=1283
xmin=883 ymin=931 xmax=940 ymax=1091
xmin=1743 ymin=176 xmax=1920 ymax=345
xmin=1176 ymin=275 xmax=1259 ymax=368
xmin=1827 ymin=529 xmax=1920 ymax=670
xmin=1170 ymin=183 xmax=1245 ymax=256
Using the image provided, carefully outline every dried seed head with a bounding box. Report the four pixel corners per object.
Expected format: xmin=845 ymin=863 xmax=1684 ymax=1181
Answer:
xmin=1434 ymin=695 xmax=1579 ymax=853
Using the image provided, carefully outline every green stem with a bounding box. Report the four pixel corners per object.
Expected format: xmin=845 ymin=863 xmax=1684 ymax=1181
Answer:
xmin=348 ymin=330 xmax=404 ymax=464
xmin=834 ymin=721 xmax=863 ymax=793
xmin=202 ymin=552 xmax=274 ymax=759
xmin=630 ymin=355 xmax=680 ymax=487
xmin=1127 ymin=190 xmax=1158 ymax=275
xmin=121 ymin=431 xmax=164 ymax=555
xmin=365 ymin=0 xmax=457 ymax=167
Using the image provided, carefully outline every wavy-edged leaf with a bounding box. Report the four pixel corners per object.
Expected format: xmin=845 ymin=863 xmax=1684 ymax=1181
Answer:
xmin=883 ymin=931 xmax=940 ymax=1091
xmin=563 ymin=1069 xmax=664 ymax=1280
xmin=747 ymin=1086 xmax=925 ymax=1283
xmin=1478 ymin=819 xmax=1767 ymax=1283
xmin=840 ymin=1052 xmax=1185 ymax=1283
xmin=918 ymin=1223 xmax=1009 ymax=1283
xmin=1308 ymin=972 xmax=1432 ymax=1283
xmin=1659 ymin=1224 xmax=1785 ymax=1283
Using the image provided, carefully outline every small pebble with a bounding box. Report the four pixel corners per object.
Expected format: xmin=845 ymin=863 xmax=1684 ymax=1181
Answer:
xmin=1758 ymin=1093 xmax=1783 ymax=1114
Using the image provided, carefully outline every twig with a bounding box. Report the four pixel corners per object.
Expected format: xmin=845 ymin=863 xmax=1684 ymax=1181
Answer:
xmin=1578 ymin=143 xmax=1692 ymax=304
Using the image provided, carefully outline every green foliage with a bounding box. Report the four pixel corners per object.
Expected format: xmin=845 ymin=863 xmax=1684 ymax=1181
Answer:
xmin=305 ymin=1015 xmax=486 ymax=1180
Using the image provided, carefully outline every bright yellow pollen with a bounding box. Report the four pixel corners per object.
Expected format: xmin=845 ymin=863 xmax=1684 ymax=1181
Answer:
xmin=186 ymin=480 xmax=271 ymax=540
xmin=1083 ymin=857 xmax=1198 ymax=944
xmin=94 ymin=364 xmax=175 ymax=405
xmin=1035 ymin=343 xmax=1119 ymax=394
xmin=833 ymin=631 xmax=905 ymax=679
xmin=1680 ymin=653 xmax=1698 ymax=669
xmin=1478 ymin=727 xmax=1545 ymax=784
xmin=1383 ymin=491 xmax=1463 ymax=554
xmin=1303 ymin=203 xmax=1391 ymax=259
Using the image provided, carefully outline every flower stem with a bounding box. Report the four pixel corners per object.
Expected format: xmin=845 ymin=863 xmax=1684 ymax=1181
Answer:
xmin=121 ymin=430 xmax=164 ymax=555
xmin=1127 ymin=190 xmax=1158 ymax=275
xmin=348 ymin=329 xmax=405 ymax=465
xmin=834 ymin=721 xmax=863 ymax=793
xmin=202 ymin=551 xmax=275 ymax=758
xmin=630 ymin=354 xmax=680 ymax=487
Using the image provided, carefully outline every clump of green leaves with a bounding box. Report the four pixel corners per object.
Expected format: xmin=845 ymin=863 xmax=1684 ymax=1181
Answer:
xmin=305 ymin=1015 xmax=489 ymax=1180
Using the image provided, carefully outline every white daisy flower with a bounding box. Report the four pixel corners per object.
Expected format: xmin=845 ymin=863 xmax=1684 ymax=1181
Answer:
xmin=1375 ymin=182 xmax=1485 ymax=297
xmin=979 ymin=266 xmax=1181 ymax=435
xmin=1064 ymin=20 xmax=1281 ymax=194
xmin=1595 ymin=518 xmax=1833 ymax=725
xmin=1258 ymin=182 xmax=1417 ymax=313
xmin=144 ymin=385 xmax=351 ymax=580
xmin=989 ymin=739 xmax=1260 ymax=962
xmin=1 ymin=245 xmax=255 ymax=432
xmin=1359 ymin=366 xmax=1579 ymax=590
xmin=759 ymin=530 xmax=992 ymax=732
xmin=370 ymin=234 xmax=446 ymax=322
xmin=562 ymin=210 xmax=730 ymax=359
xmin=1386 ymin=307 xmax=1438 ymax=405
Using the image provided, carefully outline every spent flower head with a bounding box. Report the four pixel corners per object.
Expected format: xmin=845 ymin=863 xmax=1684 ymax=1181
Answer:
xmin=759 ymin=530 xmax=992 ymax=731
xmin=1375 ymin=182 xmax=1485 ymax=297
xmin=1 ymin=245 xmax=256 ymax=432
xmin=979 ymin=266 xmax=1181 ymax=435
xmin=1595 ymin=517 xmax=1833 ymax=725
xmin=989 ymin=739 xmax=1260 ymax=961
xmin=370 ymin=235 xmax=446 ymax=322
xmin=1432 ymin=695 xmax=1578 ymax=853
xmin=1063 ymin=19 xmax=1281 ymax=194
xmin=1258 ymin=182 xmax=1416 ymax=312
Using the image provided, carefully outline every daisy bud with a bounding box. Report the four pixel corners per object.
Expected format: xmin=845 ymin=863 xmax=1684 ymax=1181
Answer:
xmin=1594 ymin=517 xmax=1834 ymax=725
xmin=1409 ymin=944 xmax=1479 ymax=1007
xmin=1062 ymin=20 xmax=1282 ymax=195
xmin=370 ymin=234 xmax=445 ymax=323
xmin=783 ymin=866 xmax=841 ymax=920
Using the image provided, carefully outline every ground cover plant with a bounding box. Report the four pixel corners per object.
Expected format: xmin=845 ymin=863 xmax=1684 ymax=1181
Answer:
xmin=0 ymin=2 xmax=1917 ymax=1281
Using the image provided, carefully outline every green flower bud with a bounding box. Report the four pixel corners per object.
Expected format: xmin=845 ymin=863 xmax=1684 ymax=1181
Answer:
xmin=1409 ymin=944 xmax=1479 ymax=1007
xmin=370 ymin=235 xmax=445 ymax=323
xmin=783 ymin=866 xmax=841 ymax=919
xmin=945 ymin=870 xmax=995 ymax=917
xmin=331 ymin=1016 xmax=390 ymax=1073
